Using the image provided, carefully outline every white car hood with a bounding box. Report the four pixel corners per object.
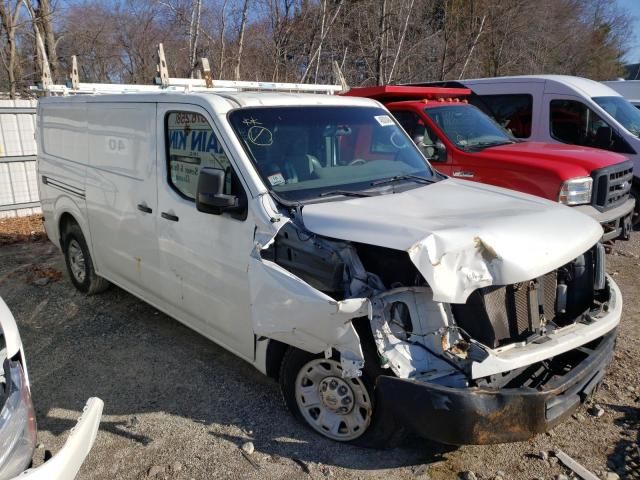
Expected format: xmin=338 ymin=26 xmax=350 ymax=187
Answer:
xmin=301 ymin=179 xmax=603 ymax=303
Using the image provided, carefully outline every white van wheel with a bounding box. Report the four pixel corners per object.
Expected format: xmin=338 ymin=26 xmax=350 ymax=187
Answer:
xmin=67 ymin=239 xmax=86 ymax=283
xmin=295 ymin=358 xmax=371 ymax=441
xmin=62 ymin=223 xmax=110 ymax=295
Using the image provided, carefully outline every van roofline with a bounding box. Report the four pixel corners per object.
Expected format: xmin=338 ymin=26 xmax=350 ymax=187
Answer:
xmin=37 ymin=90 xmax=381 ymax=113
xmin=462 ymin=75 xmax=623 ymax=99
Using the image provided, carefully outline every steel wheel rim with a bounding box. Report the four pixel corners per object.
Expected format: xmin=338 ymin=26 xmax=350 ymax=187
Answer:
xmin=295 ymin=358 xmax=372 ymax=441
xmin=68 ymin=239 xmax=86 ymax=283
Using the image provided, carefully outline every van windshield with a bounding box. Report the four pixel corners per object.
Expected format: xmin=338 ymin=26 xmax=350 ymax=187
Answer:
xmin=593 ymin=96 xmax=640 ymax=137
xmin=423 ymin=104 xmax=515 ymax=149
xmin=228 ymin=106 xmax=435 ymax=202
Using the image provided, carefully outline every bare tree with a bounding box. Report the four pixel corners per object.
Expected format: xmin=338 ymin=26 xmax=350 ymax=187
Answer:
xmin=234 ymin=0 xmax=249 ymax=80
xmin=0 ymin=0 xmax=21 ymax=97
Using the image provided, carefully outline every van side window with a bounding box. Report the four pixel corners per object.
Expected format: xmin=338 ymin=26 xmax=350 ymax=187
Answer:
xmin=166 ymin=111 xmax=233 ymax=200
xmin=549 ymin=100 xmax=634 ymax=154
xmin=471 ymin=94 xmax=533 ymax=138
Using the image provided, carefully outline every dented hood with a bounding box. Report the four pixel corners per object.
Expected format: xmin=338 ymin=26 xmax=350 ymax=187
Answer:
xmin=301 ymin=179 xmax=603 ymax=304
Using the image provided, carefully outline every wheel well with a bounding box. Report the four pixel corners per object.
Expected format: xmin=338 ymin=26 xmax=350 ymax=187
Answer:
xmin=265 ymin=339 xmax=289 ymax=380
xmin=264 ymin=317 xmax=381 ymax=381
xmin=58 ymin=212 xmax=79 ymax=246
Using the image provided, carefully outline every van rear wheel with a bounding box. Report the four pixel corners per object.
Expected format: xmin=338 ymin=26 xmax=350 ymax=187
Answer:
xmin=62 ymin=223 xmax=109 ymax=295
xmin=279 ymin=347 xmax=405 ymax=448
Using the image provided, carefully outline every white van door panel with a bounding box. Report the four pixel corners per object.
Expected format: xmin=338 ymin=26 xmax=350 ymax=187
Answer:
xmin=155 ymin=104 xmax=254 ymax=359
xmin=85 ymin=103 xmax=161 ymax=295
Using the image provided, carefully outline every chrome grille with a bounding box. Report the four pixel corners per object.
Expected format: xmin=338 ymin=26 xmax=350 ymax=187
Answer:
xmin=591 ymin=160 xmax=634 ymax=211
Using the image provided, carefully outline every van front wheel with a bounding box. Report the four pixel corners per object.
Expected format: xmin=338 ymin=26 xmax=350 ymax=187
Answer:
xmin=63 ymin=224 xmax=109 ymax=295
xmin=279 ymin=347 xmax=405 ymax=448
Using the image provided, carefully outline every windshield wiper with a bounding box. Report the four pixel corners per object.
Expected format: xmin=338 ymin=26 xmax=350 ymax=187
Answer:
xmin=467 ymin=140 xmax=515 ymax=149
xmin=371 ymin=174 xmax=434 ymax=187
xmin=319 ymin=190 xmax=373 ymax=198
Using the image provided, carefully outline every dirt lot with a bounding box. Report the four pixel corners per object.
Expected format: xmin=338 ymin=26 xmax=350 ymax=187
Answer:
xmin=0 ymin=217 xmax=638 ymax=480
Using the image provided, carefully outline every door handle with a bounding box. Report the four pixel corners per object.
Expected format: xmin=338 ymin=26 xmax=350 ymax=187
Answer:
xmin=137 ymin=204 xmax=153 ymax=214
xmin=161 ymin=212 xmax=179 ymax=222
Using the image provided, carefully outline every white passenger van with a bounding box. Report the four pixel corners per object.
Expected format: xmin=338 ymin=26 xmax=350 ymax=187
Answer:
xmin=38 ymin=83 xmax=622 ymax=447
xmin=458 ymin=75 xmax=640 ymax=226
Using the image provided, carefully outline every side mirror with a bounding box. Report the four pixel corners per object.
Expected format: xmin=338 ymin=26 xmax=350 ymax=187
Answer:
xmin=418 ymin=142 xmax=436 ymax=159
xmin=196 ymin=167 xmax=244 ymax=215
xmin=427 ymin=141 xmax=447 ymax=162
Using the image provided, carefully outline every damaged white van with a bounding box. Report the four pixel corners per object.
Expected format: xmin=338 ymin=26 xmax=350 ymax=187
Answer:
xmin=37 ymin=88 xmax=622 ymax=446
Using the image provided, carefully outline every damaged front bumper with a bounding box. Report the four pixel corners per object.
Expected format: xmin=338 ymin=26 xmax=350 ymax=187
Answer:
xmin=0 ymin=297 xmax=103 ymax=480
xmin=375 ymin=326 xmax=617 ymax=445
xmin=377 ymin=328 xmax=616 ymax=445
xmin=17 ymin=397 xmax=103 ymax=480
xmin=0 ymin=360 xmax=37 ymax=480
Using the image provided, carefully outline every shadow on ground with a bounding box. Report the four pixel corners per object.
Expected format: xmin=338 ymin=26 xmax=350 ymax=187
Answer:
xmin=607 ymin=403 xmax=640 ymax=479
xmin=0 ymin=240 xmax=453 ymax=472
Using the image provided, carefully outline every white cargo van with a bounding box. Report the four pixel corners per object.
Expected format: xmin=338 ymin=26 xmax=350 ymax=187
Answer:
xmin=457 ymin=75 xmax=640 ymax=226
xmin=37 ymin=85 xmax=622 ymax=446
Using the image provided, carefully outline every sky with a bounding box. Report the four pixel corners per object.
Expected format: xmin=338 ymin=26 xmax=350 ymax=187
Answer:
xmin=619 ymin=0 xmax=640 ymax=63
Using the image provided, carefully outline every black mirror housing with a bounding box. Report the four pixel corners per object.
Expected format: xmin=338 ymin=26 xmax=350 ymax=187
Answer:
xmin=196 ymin=167 xmax=245 ymax=215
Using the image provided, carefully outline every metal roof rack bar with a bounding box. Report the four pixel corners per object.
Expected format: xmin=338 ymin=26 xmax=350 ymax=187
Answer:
xmin=31 ymin=43 xmax=344 ymax=96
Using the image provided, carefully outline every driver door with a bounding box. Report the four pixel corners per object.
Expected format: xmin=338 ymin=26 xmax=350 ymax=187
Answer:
xmin=155 ymin=104 xmax=255 ymax=359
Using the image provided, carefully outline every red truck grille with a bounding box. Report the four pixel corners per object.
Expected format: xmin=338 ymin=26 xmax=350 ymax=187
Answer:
xmin=591 ymin=160 xmax=634 ymax=211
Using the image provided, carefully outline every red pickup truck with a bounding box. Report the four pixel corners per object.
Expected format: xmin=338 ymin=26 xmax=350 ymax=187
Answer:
xmin=345 ymin=86 xmax=635 ymax=241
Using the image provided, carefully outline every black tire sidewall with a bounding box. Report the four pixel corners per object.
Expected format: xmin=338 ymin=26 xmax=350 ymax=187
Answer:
xmin=63 ymin=225 xmax=93 ymax=293
xmin=631 ymin=184 xmax=640 ymax=228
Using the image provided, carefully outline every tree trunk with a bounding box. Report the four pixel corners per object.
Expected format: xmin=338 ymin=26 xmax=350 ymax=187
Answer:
xmin=35 ymin=0 xmax=57 ymax=80
xmin=218 ymin=0 xmax=228 ymax=79
xmin=234 ymin=0 xmax=249 ymax=81
xmin=188 ymin=0 xmax=202 ymax=77
xmin=0 ymin=1 xmax=17 ymax=98
xmin=376 ymin=0 xmax=387 ymax=85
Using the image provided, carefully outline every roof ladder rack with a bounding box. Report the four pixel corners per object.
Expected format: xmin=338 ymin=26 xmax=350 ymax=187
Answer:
xmin=31 ymin=43 xmax=346 ymax=96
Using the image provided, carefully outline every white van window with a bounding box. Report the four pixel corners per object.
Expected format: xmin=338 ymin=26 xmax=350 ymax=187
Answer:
xmin=166 ymin=111 xmax=232 ymax=199
xmin=550 ymin=100 xmax=634 ymax=154
xmin=592 ymin=96 xmax=640 ymax=138
xmin=471 ymin=94 xmax=533 ymax=138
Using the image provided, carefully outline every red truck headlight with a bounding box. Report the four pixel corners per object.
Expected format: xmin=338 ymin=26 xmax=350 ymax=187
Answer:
xmin=559 ymin=177 xmax=593 ymax=206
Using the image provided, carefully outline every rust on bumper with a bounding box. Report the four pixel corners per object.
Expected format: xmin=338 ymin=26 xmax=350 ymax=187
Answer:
xmin=374 ymin=329 xmax=616 ymax=445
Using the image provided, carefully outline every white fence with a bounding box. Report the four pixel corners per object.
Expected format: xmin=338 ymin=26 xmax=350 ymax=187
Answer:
xmin=0 ymin=100 xmax=39 ymax=218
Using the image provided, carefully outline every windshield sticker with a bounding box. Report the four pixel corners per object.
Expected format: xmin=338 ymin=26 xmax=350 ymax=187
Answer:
xmin=267 ymin=172 xmax=286 ymax=186
xmin=374 ymin=115 xmax=394 ymax=127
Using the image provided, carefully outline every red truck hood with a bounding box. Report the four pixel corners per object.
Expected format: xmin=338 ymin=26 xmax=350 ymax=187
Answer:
xmin=479 ymin=142 xmax=627 ymax=173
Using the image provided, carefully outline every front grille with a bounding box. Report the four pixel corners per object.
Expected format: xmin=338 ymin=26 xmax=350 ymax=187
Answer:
xmin=591 ymin=160 xmax=634 ymax=211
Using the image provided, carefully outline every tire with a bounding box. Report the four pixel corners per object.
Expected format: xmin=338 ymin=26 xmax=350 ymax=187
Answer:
xmin=279 ymin=347 xmax=405 ymax=448
xmin=631 ymin=184 xmax=640 ymax=229
xmin=62 ymin=223 xmax=110 ymax=295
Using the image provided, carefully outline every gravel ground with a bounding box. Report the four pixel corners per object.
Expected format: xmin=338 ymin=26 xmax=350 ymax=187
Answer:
xmin=0 ymin=217 xmax=638 ymax=480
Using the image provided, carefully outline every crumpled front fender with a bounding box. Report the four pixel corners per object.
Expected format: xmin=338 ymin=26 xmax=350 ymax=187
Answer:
xmin=249 ymin=257 xmax=368 ymax=376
